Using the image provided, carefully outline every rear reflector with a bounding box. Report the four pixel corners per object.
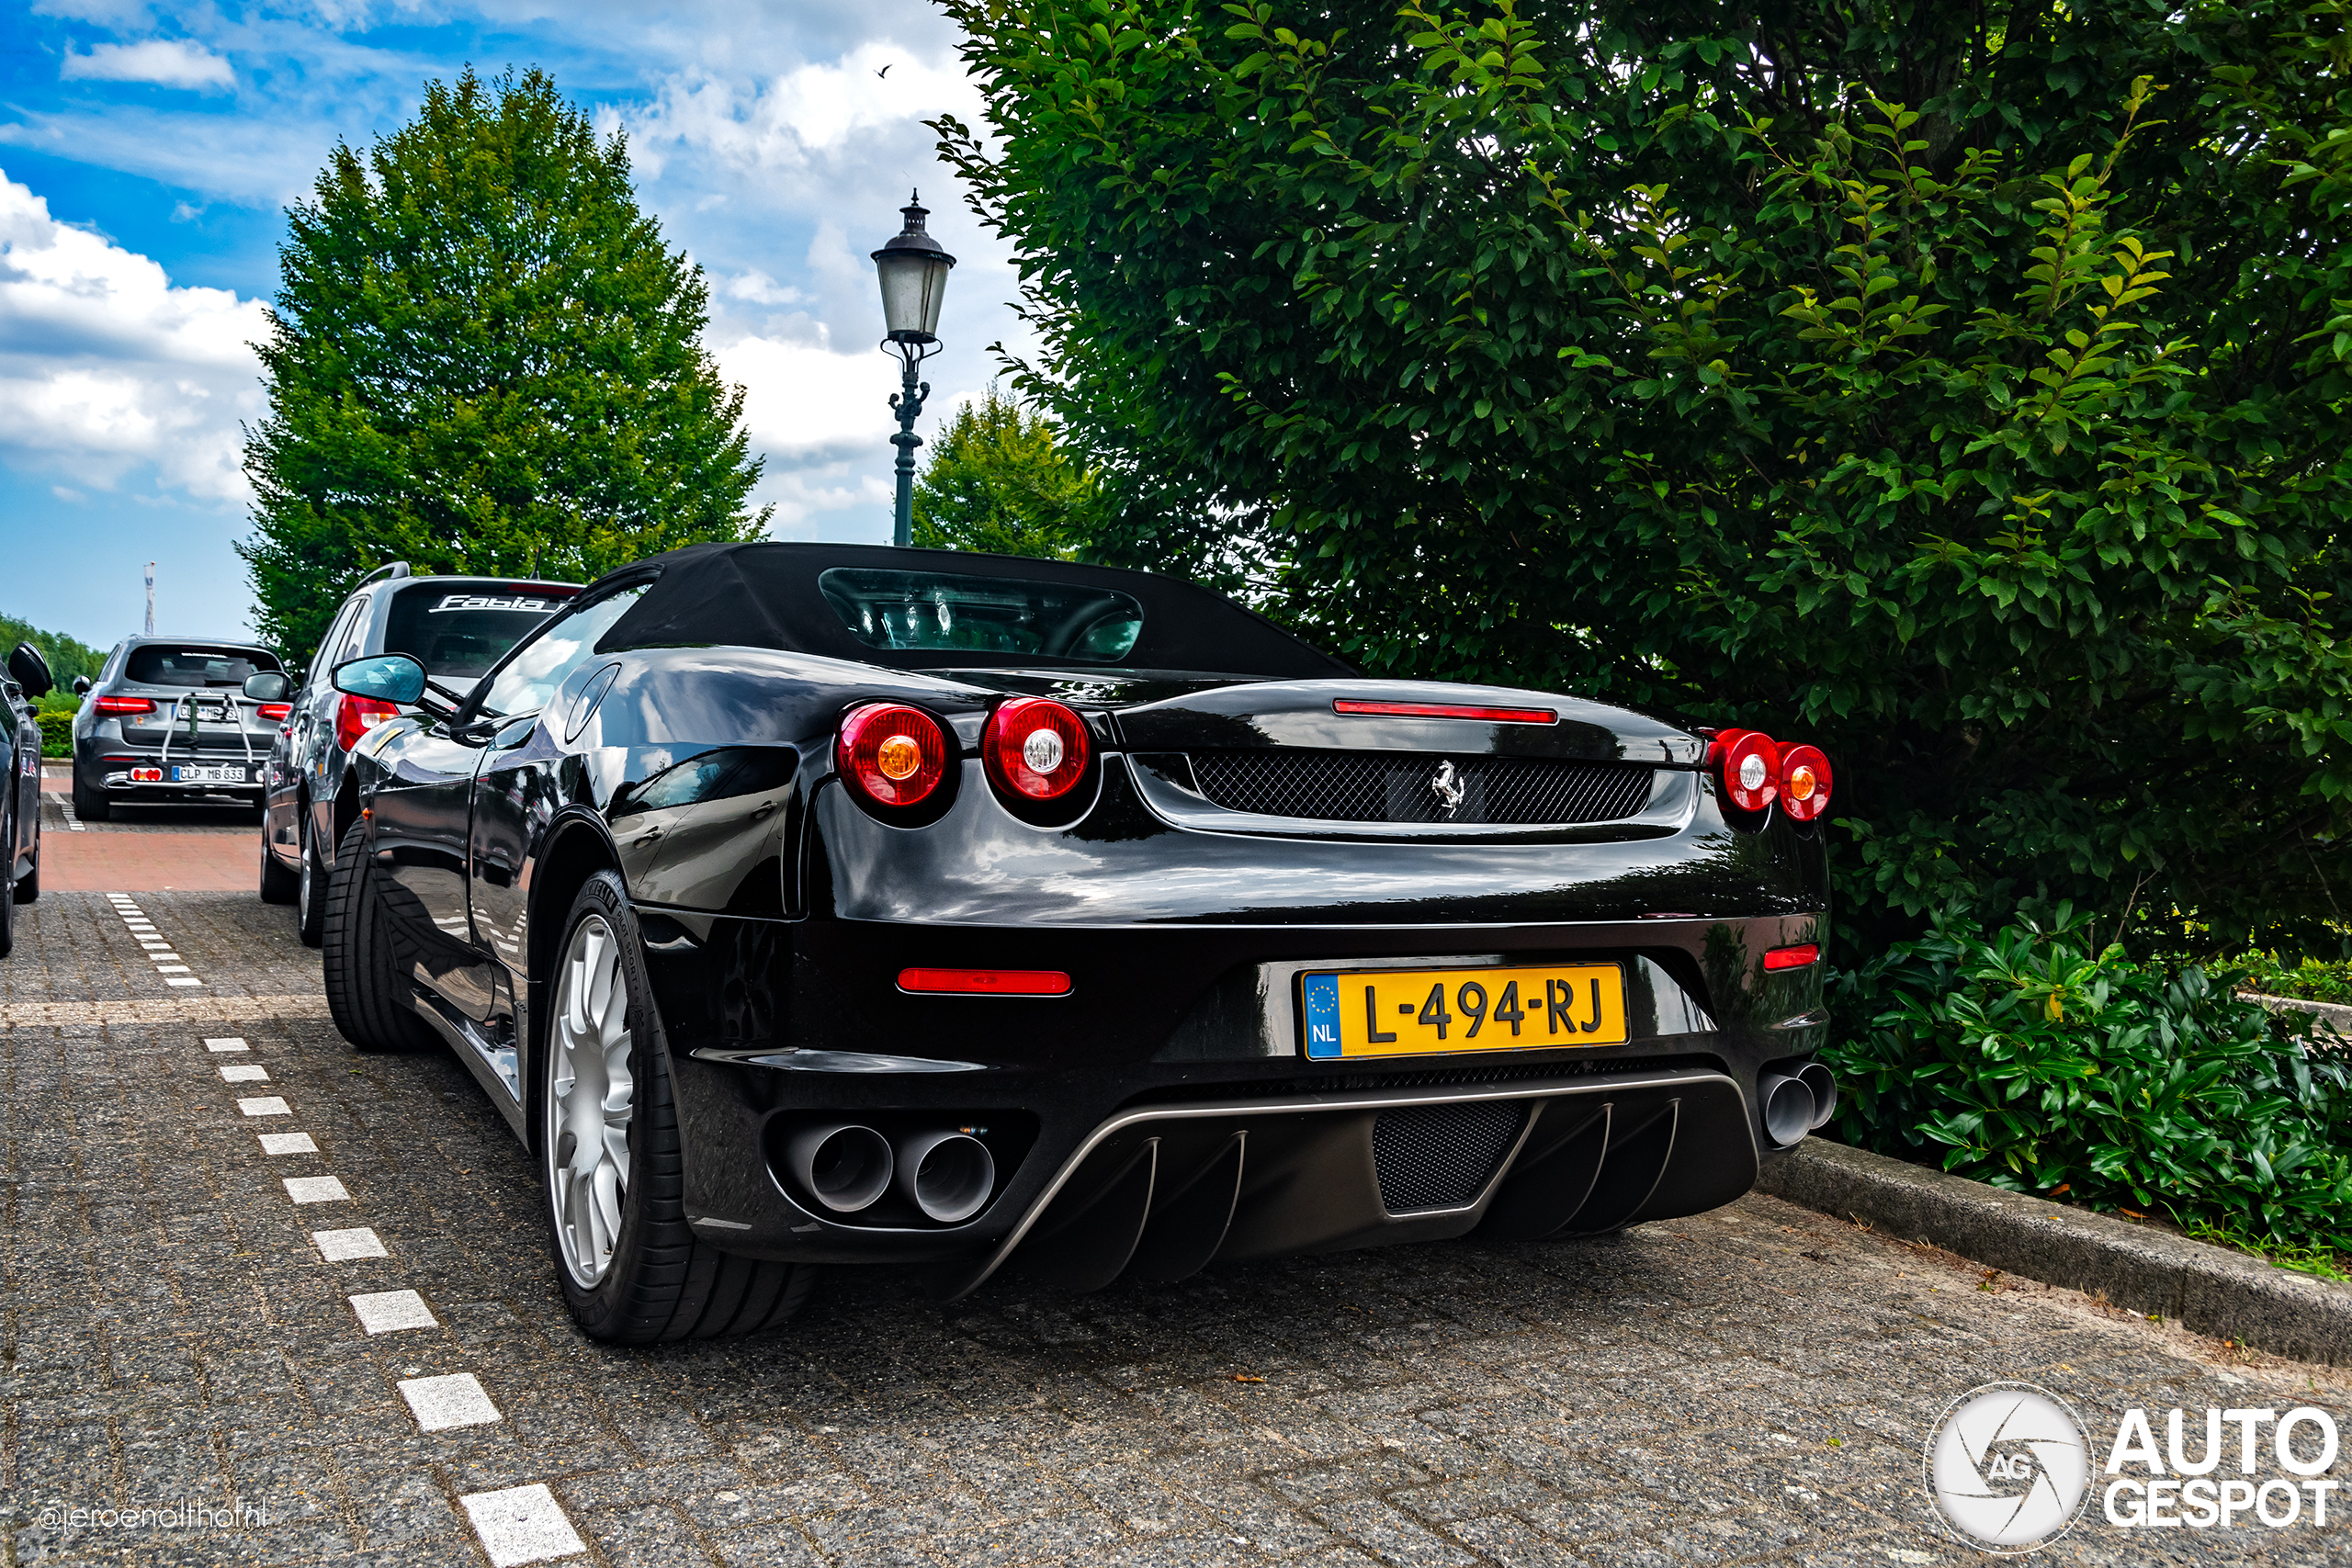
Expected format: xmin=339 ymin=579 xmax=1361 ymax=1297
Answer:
xmin=1332 ymin=699 xmax=1556 ymax=724
xmin=898 ymin=967 xmax=1073 ymax=997
xmin=1763 ymin=943 xmax=1821 ymax=971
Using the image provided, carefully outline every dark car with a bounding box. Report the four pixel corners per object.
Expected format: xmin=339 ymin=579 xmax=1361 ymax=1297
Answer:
xmin=0 ymin=641 xmax=51 ymax=957
xmin=320 ymin=542 xmax=1839 ymax=1343
xmin=256 ymin=563 xmax=578 ymax=945
xmin=68 ymin=636 xmax=288 ymax=820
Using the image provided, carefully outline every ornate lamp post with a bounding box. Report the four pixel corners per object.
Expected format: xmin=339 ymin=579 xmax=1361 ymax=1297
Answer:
xmin=871 ymin=192 xmax=956 ymax=547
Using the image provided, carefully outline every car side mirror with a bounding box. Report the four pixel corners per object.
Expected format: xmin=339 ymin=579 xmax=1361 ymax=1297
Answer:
xmin=332 ymin=653 xmax=427 ymax=706
xmin=242 ymin=671 xmax=292 ymax=703
xmin=7 ymin=642 xmax=52 ymax=701
xmin=72 ymin=675 xmax=91 ymax=695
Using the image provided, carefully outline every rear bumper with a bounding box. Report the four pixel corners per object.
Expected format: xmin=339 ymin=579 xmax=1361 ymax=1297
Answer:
xmin=646 ymin=909 xmax=1826 ymax=1283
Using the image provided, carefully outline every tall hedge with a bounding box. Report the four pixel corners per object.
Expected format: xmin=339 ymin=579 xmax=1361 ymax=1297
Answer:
xmin=937 ymin=0 xmax=2352 ymax=955
xmin=240 ymin=68 xmax=769 ymax=660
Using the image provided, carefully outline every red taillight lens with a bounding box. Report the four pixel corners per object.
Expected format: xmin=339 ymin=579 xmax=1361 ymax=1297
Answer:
xmin=257 ymin=703 xmax=292 ymax=721
xmin=1332 ymin=699 xmax=1557 ymax=725
xmin=334 ymin=694 xmax=401 ymax=751
xmin=93 ymin=695 xmax=154 ymax=716
xmin=1764 ymin=942 xmax=1821 ymax=971
xmin=1720 ymin=730 xmax=1780 ymax=812
xmin=983 ymin=697 xmax=1091 ymax=802
xmin=837 ymin=702 xmax=949 ymax=808
xmin=1778 ymin=743 xmax=1832 ymax=822
xmin=898 ymin=967 xmax=1072 ymax=996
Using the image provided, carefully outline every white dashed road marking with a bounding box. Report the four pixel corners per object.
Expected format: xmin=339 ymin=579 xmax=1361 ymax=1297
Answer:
xmin=400 ymin=1373 xmax=503 ymax=1432
xmin=312 ymin=1227 xmax=387 ymax=1261
xmin=459 ymin=1484 xmax=587 ymax=1567
xmin=205 ymin=1036 xmax=249 ymax=1052
xmin=284 ymin=1176 xmax=349 ymax=1204
xmin=349 ymin=1290 xmax=437 ymax=1335
xmin=258 ymin=1133 xmax=317 ymax=1156
xmin=165 ymin=977 xmax=204 ymax=987
xmin=236 ymin=1096 xmax=289 ymax=1117
xmin=219 ymin=1064 xmax=268 ymax=1082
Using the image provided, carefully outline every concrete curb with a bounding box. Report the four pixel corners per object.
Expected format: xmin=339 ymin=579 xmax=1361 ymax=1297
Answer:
xmin=1755 ymin=1137 xmax=2352 ymax=1365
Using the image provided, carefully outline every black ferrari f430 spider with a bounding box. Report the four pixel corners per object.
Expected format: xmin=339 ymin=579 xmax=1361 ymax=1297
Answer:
xmin=322 ymin=542 xmax=1839 ymax=1341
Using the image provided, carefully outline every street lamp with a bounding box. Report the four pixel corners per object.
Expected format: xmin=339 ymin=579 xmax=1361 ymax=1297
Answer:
xmin=872 ymin=191 xmax=956 ymax=547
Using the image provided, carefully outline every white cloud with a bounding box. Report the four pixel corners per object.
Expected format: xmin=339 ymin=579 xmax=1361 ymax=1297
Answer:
xmin=61 ymin=39 xmax=236 ymax=90
xmin=0 ymin=169 xmax=266 ymax=501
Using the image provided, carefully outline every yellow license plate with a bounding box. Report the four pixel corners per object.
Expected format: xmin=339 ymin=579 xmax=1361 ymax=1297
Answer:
xmin=1300 ymin=964 xmax=1628 ymax=1059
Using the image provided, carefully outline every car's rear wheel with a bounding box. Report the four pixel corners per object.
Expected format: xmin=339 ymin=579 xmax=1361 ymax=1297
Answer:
xmin=259 ymin=822 xmax=298 ymax=905
xmin=71 ymin=776 xmax=108 ymax=822
xmin=294 ymin=815 xmax=325 ymax=947
xmin=322 ymin=818 xmax=435 ymax=1053
xmin=542 ymin=871 xmax=815 ymax=1343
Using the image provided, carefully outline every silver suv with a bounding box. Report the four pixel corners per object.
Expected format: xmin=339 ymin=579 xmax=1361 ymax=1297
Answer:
xmin=70 ymin=637 xmax=289 ymax=820
xmin=259 ymin=563 xmax=577 ymax=943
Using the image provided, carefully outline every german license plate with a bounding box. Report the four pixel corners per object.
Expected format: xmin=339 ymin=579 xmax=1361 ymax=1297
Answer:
xmin=1300 ymin=964 xmax=1628 ymax=1060
xmin=170 ymin=764 xmax=244 ymax=784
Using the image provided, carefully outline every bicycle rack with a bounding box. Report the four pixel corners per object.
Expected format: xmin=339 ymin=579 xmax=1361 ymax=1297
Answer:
xmin=155 ymin=691 xmax=259 ymax=780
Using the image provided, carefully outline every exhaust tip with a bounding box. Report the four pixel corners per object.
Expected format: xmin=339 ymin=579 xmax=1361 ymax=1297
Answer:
xmin=896 ymin=1130 xmax=995 ymax=1224
xmin=1758 ymin=1074 xmax=1814 ymax=1149
xmin=785 ymin=1123 xmax=894 ymax=1213
xmin=1797 ymin=1061 xmax=1838 ymax=1130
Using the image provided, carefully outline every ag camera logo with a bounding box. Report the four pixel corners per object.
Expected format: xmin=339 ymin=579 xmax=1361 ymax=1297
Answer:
xmin=1923 ymin=1382 xmax=2091 ymax=1552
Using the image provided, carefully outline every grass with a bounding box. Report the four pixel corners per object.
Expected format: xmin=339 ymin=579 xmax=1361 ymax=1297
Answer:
xmin=2179 ymin=1216 xmax=2352 ymax=1284
xmin=2233 ymin=952 xmax=2352 ymax=1007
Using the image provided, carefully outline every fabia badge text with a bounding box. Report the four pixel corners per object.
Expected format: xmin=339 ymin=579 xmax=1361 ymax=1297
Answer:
xmin=1923 ymin=1382 xmax=2091 ymax=1553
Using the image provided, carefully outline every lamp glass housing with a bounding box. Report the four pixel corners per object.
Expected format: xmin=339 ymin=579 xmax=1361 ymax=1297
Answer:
xmin=876 ymin=250 xmax=953 ymax=342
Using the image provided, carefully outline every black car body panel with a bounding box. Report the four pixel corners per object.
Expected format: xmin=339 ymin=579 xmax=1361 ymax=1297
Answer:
xmin=2 ymin=641 xmax=48 ymax=919
xmin=338 ymin=542 xmax=1834 ymax=1298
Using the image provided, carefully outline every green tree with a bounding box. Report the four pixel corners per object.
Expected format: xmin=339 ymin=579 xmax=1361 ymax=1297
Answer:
xmin=937 ymin=0 xmax=2352 ymax=956
xmin=910 ymin=386 xmax=1094 ymax=558
xmin=0 ymin=611 xmax=103 ymax=708
xmin=240 ymin=67 xmax=769 ymax=659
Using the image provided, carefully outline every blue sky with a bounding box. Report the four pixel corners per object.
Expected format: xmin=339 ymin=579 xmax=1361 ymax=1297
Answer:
xmin=0 ymin=0 xmax=1024 ymax=649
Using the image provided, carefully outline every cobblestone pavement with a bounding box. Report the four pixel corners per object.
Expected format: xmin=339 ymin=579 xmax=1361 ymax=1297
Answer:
xmin=4 ymin=889 xmax=2346 ymax=1567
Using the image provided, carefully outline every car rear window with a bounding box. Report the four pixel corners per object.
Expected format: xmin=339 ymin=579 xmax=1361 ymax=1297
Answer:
xmin=819 ymin=567 xmax=1144 ymax=662
xmin=125 ymin=645 xmax=281 ymax=687
xmin=384 ymin=584 xmax=576 ymax=680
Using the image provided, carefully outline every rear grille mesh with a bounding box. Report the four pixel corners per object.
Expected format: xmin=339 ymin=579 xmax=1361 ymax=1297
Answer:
xmin=1373 ymin=1100 xmax=1526 ymax=1212
xmin=1188 ymin=750 xmax=1655 ymax=825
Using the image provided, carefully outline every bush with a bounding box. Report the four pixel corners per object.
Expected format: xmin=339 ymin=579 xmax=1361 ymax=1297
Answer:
xmin=1822 ymin=908 xmax=2352 ymax=1258
xmin=37 ymin=710 xmax=73 ymax=758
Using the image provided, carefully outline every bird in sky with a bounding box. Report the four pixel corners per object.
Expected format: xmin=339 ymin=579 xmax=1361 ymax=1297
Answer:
xmin=876 ymin=63 xmax=892 ymax=78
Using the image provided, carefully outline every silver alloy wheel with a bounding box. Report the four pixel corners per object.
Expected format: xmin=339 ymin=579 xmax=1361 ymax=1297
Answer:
xmin=546 ymin=912 xmax=635 ymax=1288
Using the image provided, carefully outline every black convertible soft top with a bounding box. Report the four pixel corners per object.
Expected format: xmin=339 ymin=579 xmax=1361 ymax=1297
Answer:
xmin=594 ymin=542 xmax=1351 ymax=679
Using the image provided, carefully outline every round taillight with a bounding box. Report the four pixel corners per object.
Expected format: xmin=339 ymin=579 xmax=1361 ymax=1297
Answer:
xmin=837 ymin=703 xmax=949 ymax=808
xmin=1778 ymin=743 xmax=1832 ymax=821
xmin=1721 ymin=730 xmax=1779 ymax=812
xmin=984 ymin=697 xmax=1091 ymax=802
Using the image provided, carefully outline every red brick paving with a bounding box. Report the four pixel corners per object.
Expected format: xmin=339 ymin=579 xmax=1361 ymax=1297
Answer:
xmin=42 ymin=828 xmax=255 ymax=891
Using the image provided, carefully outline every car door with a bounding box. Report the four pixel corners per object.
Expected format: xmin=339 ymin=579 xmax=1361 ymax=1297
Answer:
xmin=463 ymin=583 xmax=650 ymax=1013
xmin=367 ymin=714 xmax=501 ymax=1021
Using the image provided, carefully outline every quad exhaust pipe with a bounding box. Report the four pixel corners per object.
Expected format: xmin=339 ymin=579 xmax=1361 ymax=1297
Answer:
xmin=783 ymin=1123 xmax=895 ymax=1213
xmin=897 ymin=1130 xmax=996 ymax=1223
xmin=781 ymin=1123 xmax=997 ymax=1223
xmin=1758 ymin=1063 xmax=1839 ymax=1149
